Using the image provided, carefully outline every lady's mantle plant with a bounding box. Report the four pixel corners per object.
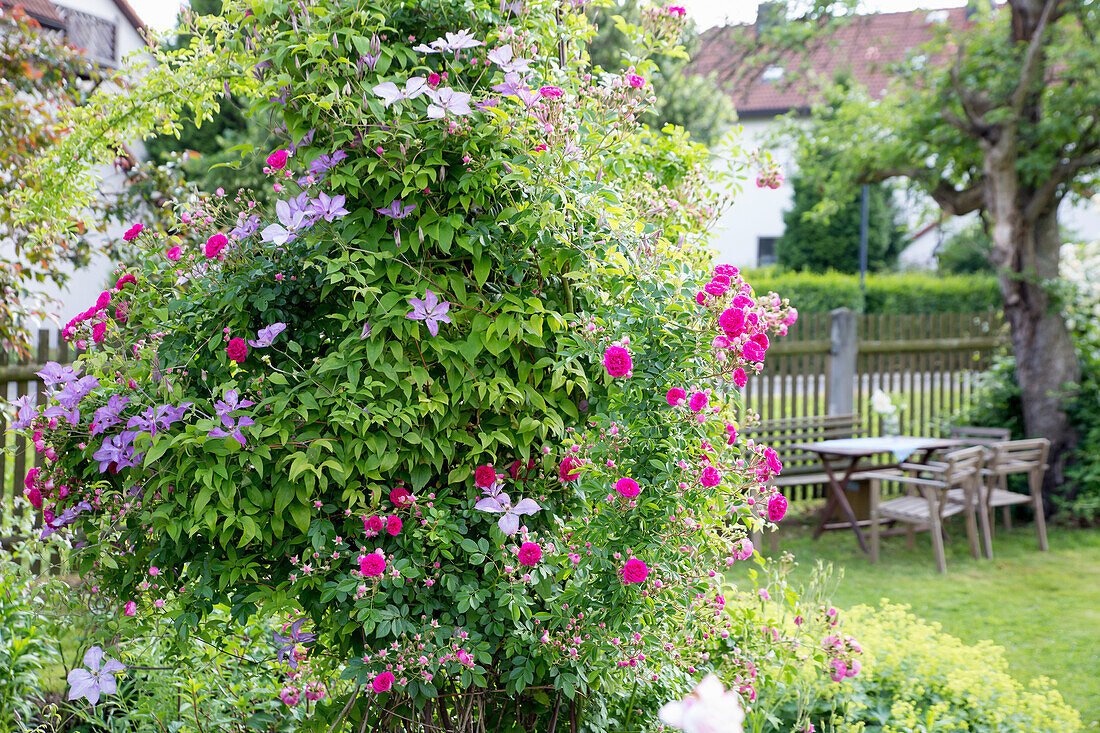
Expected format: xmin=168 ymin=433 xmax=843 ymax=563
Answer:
xmin=9 ymin=0 xmax=834 ymax=728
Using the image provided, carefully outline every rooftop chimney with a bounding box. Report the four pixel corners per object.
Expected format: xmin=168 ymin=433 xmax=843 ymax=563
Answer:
xmin=755 ymin=1 xmax=787 ymax=39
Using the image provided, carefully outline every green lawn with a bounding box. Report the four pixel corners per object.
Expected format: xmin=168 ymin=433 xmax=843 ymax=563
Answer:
xmin=764 ymin=506 xmax=1100 ymax=727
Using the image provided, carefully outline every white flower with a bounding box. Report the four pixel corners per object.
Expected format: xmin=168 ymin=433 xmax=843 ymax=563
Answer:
xmin=870 ymin=389 xmax=897 ymax=416
xmin=487 ymin=44 xmax=532 ymax=73
xmin=658 ymin=675 xmax=745 ymax=733
xmin=372 ymin=77 xmax=429 ymax=106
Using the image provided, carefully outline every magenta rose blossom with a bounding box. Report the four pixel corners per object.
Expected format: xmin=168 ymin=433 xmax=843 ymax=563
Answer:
xmin=666 ymin=387 xmax=686 ymax=406
xmin=704 ymin=279 xmax=728 ymax=297
xmin=517 ymin=541 xmax=542 ymax=566
xmin=386 ymin=515 xmax=402 ymax=536
xmin=733 ymin=368 xmax=748 ymax=388
xmin=614 ymin=477 xmax=640 ymax=498
xmin=389 ymin=487 xmax=412 ymax=506
xmin=474 ymin=464 xmax=496 ymax=488
xmin=700 ymin=466 xmax=721 ymax=487
xmin=92 ymin=322 xmax=107 ymax=344
xmin=719 ymin=307 xmax=746 ymax=337
xmin=603 ymin=345 xmax=633 ymax=378
xmin=768 ymin=494 xmax=788 ymax=522
xmin=688 ymin=391 xmax=708 ymax=413
xmin=363 ymin=515 xmax=384 ymax=533
xmin=359 ymin=552 xmax=386 ymax=577
xmin=122 ymin=223 xmax=143 ymax=241
xmin=166 ymin=246 xmax=182 ymax=261
xmin=741 ymin=339 xmax=766 ymax=363
xmin=538 ymin=85 xmax=564 ymax=98
xmin=266 ymin=149 xmax=289 ymax=169
xmin=226 ymin=337 xmax=248 ymax=362
xmin=621 ymin=558 xmax=648 ymax=584
xmin=372 ymin=671 xmax=395 ymax=693
xmin=559 ymin=456 xmax=581 ymax=482
xmin=205 ymin=233 xmax=228 ymax=259
xmin=626 ymin=74 xmax=645 ymax=88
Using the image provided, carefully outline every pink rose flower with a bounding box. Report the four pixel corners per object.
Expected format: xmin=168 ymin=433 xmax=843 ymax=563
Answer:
xmin=621 ymin=558 xmax=648 ymax=584
xmin=603 ymin=345 xmax=633 ymax=378
xmin=266 ymin=149 xmax=289 ymax=169
xmin=226 ymin=337 xmax=248 ymax=362
xmin=518 ymin=541 xmax=542 ymax=567
xmin=614 ymin=477 xmax=640 ymax=498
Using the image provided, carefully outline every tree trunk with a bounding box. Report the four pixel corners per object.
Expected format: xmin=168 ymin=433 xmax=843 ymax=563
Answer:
xmin=990 ymin=194 xmax=1079 ymax=494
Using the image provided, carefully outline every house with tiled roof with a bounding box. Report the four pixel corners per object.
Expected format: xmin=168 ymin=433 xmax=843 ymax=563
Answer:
xmin=1 ymin=0 xmax=149 ymax=67
xmin=689 ymin=4 xmax=984 ymax=270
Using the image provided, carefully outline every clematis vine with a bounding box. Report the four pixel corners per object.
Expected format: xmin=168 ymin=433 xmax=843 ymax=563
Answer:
xmin=413 ymin=28 xmax=482 ymax=54
xmin=487 ymin=44 xmax=531 ymax=73
xmin=249 ymin=322 xmax=288 ymax=348
xmin=427 ymin=87 xmax=474 ymax=118
xmin=261 ymin=199 xmax=311 ymax=246
xmin=406 ymin=289 xmax=452 ymax=336
xmin=373 ymin=77 xmax=429 ymax=106
xmin=475 ymin=482 xmax=540 ymax=535
xmin=376 ymin=199 xmax=416 ymax=220
xmin=67 ymin=646 xmax=125 ymax=706
xmin=273 ymin=617 xmax=317 ymax=669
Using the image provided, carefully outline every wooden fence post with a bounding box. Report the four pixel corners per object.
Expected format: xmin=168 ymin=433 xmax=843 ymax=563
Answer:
xmin=828 ymin=308 xmax=857 ymax=417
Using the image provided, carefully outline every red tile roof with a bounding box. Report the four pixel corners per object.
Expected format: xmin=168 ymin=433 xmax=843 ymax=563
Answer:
xmin=1 ymin=0 xmax=66 ymax=29
xmin=689 ymin=7 xmax=974 ymax=117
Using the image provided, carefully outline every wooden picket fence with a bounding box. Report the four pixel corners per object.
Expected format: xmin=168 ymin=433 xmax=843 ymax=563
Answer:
xmin=1 ymin=329 xmax=76 ymax=545
xmin=739 ymin=309 xmax=1006 ymax=501
xmin=2 ymin=315 xmax=1007 ymax=529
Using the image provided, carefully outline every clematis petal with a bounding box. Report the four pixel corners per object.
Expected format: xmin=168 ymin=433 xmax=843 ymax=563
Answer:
xmin=83 ymin=646 xmax=105 ymax=672
xmin=512 ymin=498 xmax=541 ymax=515
xmin=497 ymin=512 xmax=520 ymax=536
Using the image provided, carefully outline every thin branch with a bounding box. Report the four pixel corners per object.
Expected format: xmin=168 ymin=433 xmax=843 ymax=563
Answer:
xmin=1025 ymin=149 xmax=1100 ymax=221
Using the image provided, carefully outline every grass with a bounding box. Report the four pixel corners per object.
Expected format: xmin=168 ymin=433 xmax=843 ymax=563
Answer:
xmin=764 ymin=505 xmax=1100 ymax=727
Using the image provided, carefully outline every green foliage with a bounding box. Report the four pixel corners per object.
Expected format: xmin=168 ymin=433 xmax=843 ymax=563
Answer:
xmin=586 ymin=0 xmax=735 ymax=146
xmin=778 ymin=177 xmax=905 ymax=273
xmin=742 ymin=270 xmax=1001 ymax=314
xmin=936 ymin=220 xmax=994 ymax=275
xmin=757 ymin=602 xmax=1082 ymax=732
xmin=0 ymin=561 xmax=59 ymax=730
xmin=11 ymin=0 xmax=813 ymax=728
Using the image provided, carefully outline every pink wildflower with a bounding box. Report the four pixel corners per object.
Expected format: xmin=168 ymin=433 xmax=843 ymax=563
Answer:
xmin=386 ymin=515 xmax=402 ymax=536
xmin=373 ymin=671 xmax=395 ymax=693
xmin=122 ymin=223 xmax=143 ymax=241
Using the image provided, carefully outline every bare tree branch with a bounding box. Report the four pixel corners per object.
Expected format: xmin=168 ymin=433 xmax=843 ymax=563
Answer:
xmin=1025 ymin=149 xmax=1100 ymax=220
xmin=857 ymin=166 xmax=985 ymax=216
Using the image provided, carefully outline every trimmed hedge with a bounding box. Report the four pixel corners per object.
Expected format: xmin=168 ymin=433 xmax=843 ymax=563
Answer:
xmin=745 ymin=269 xmax=1002 ymax=314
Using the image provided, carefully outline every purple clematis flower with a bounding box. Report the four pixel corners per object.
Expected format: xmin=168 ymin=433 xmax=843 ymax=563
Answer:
xmin=67 ymin=646 xmax=125 ymax=705
xmin=487 ymin=44 xmax=531 ymax=73
xmin=492 ymin=71 xmax=528 ymax=97
xmin=360 ymin=321 xmax=372 ymax=339
xmin=10 ymin=394 xmax=37 ymax=430
xmin=208 ymin=416 xmax=255 ymax=448
xmin=37 ymin=361 xmax=80 ymax=387
xmin=373 ymin=77 xmax=429 ymax=106
xmin=249 ymin=323 xmax=287 ymax=348
xmin=43 ymin=501 xmax=92 ymax=539
xmin=289 ymin=128 xmax=316 ymax=154
xmin=154 ymin=402 xmax=193 ymax=431
xmin=214 ymin=390 xmax=255 ymax=424
xmin=261 ymin=199 xmax=311 ymax=246
xmin=376 ymin=199 xmax=416 ymax=220
xmin=273 ymin=617 xmax=317 ymax=669
xmin=43 ymin=403 xmax=80 ymax=426
xmin=57 ymin=376 xmax=99 ymax=409
xmin=229 ymin=213 xmax=261 ymax=239
xmin=427 ymin=87 xmax=473 ymax=119
xmin=308 ymin=192 xmax=349 ymax=222
xmin=91 ymin=394 xmax=130 ymax=436
xmin=93 ymin=434 xmax=129 ymax=472
xmin=440 ymin=29 xmax=483 ymax=52
xmin=406 ymin=290 xmax=452 ymax=337
xmin=475 ymin=483 xmax=540 ymax=536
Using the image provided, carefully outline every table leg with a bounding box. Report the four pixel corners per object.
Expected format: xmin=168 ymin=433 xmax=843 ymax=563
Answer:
xmin=813 ymin=456 xmax=870 ymax=553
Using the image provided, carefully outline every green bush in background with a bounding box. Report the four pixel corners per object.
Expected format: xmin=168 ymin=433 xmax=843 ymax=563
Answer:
xmin=744 ymin=269 xmax=1002 ymax=314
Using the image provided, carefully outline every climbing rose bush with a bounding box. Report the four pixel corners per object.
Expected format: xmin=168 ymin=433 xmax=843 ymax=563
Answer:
xmin=9 ymin=0 xmax=829 ymax=729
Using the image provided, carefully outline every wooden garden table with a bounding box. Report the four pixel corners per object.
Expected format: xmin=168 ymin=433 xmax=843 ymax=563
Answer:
xmin=788 ymin=436 xmax=961 ymax=553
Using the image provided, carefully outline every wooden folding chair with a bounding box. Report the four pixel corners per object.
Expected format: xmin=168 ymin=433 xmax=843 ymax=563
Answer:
xmin=866 ymin=445 xmax=984 ymax=573
xmin=948 ymin=438 xmax=1049 ymax=558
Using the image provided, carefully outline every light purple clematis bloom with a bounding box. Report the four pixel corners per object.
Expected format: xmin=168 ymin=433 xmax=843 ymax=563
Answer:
xmin=427 ymin=87 xmax=473 ymax=119
xmin=10 ymin=394 xmax=37 ymax=430
xmin=261 ymin=200 xmax=311 ymax=246
xmin=91 ymin=394 xmax=130 ymax=436
xmin=249 ymin=323 xmax=287 ymax=348
xmin=406 ymin=290 xmax=452 ymax=336
xmin=487 ymin=44 xmax=531 ymax=73
xmin=67 ymin=646 xmax=125 ymax=705
xmin=37 ymin=361 xmax=80 ymax=387
xmin=273 ymin=617 xmax=317 ymax=669
xmin=309 ymin=192 xmax=349 ymax=223
xmin=208 ymin=416 xmax=255 ymax=448
xmin=373 ymin=77 xmax=429 ymax=106
xmin=376 ymin=199 xmax=416 ymax=220
xmin=475 ymin=483 xmax=540 ymax=536
xmin=42 ymin=501 xmax=92 ymax=539
xmin=214 ymin=390 xmax=255 ymax=424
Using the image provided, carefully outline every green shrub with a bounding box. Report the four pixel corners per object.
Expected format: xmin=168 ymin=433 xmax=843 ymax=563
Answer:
xmin=743 ymin=270 xmax=1002 ymax=314
xmin=0 ymin=560 xmax=59 ymax=730
xmin=778 ymin=178 xmax=906 ymax=274
xmin=757 ymin=602 xmax=1082 ymax=732
xmin=936 ymin=221 xmax=994 ymax=274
